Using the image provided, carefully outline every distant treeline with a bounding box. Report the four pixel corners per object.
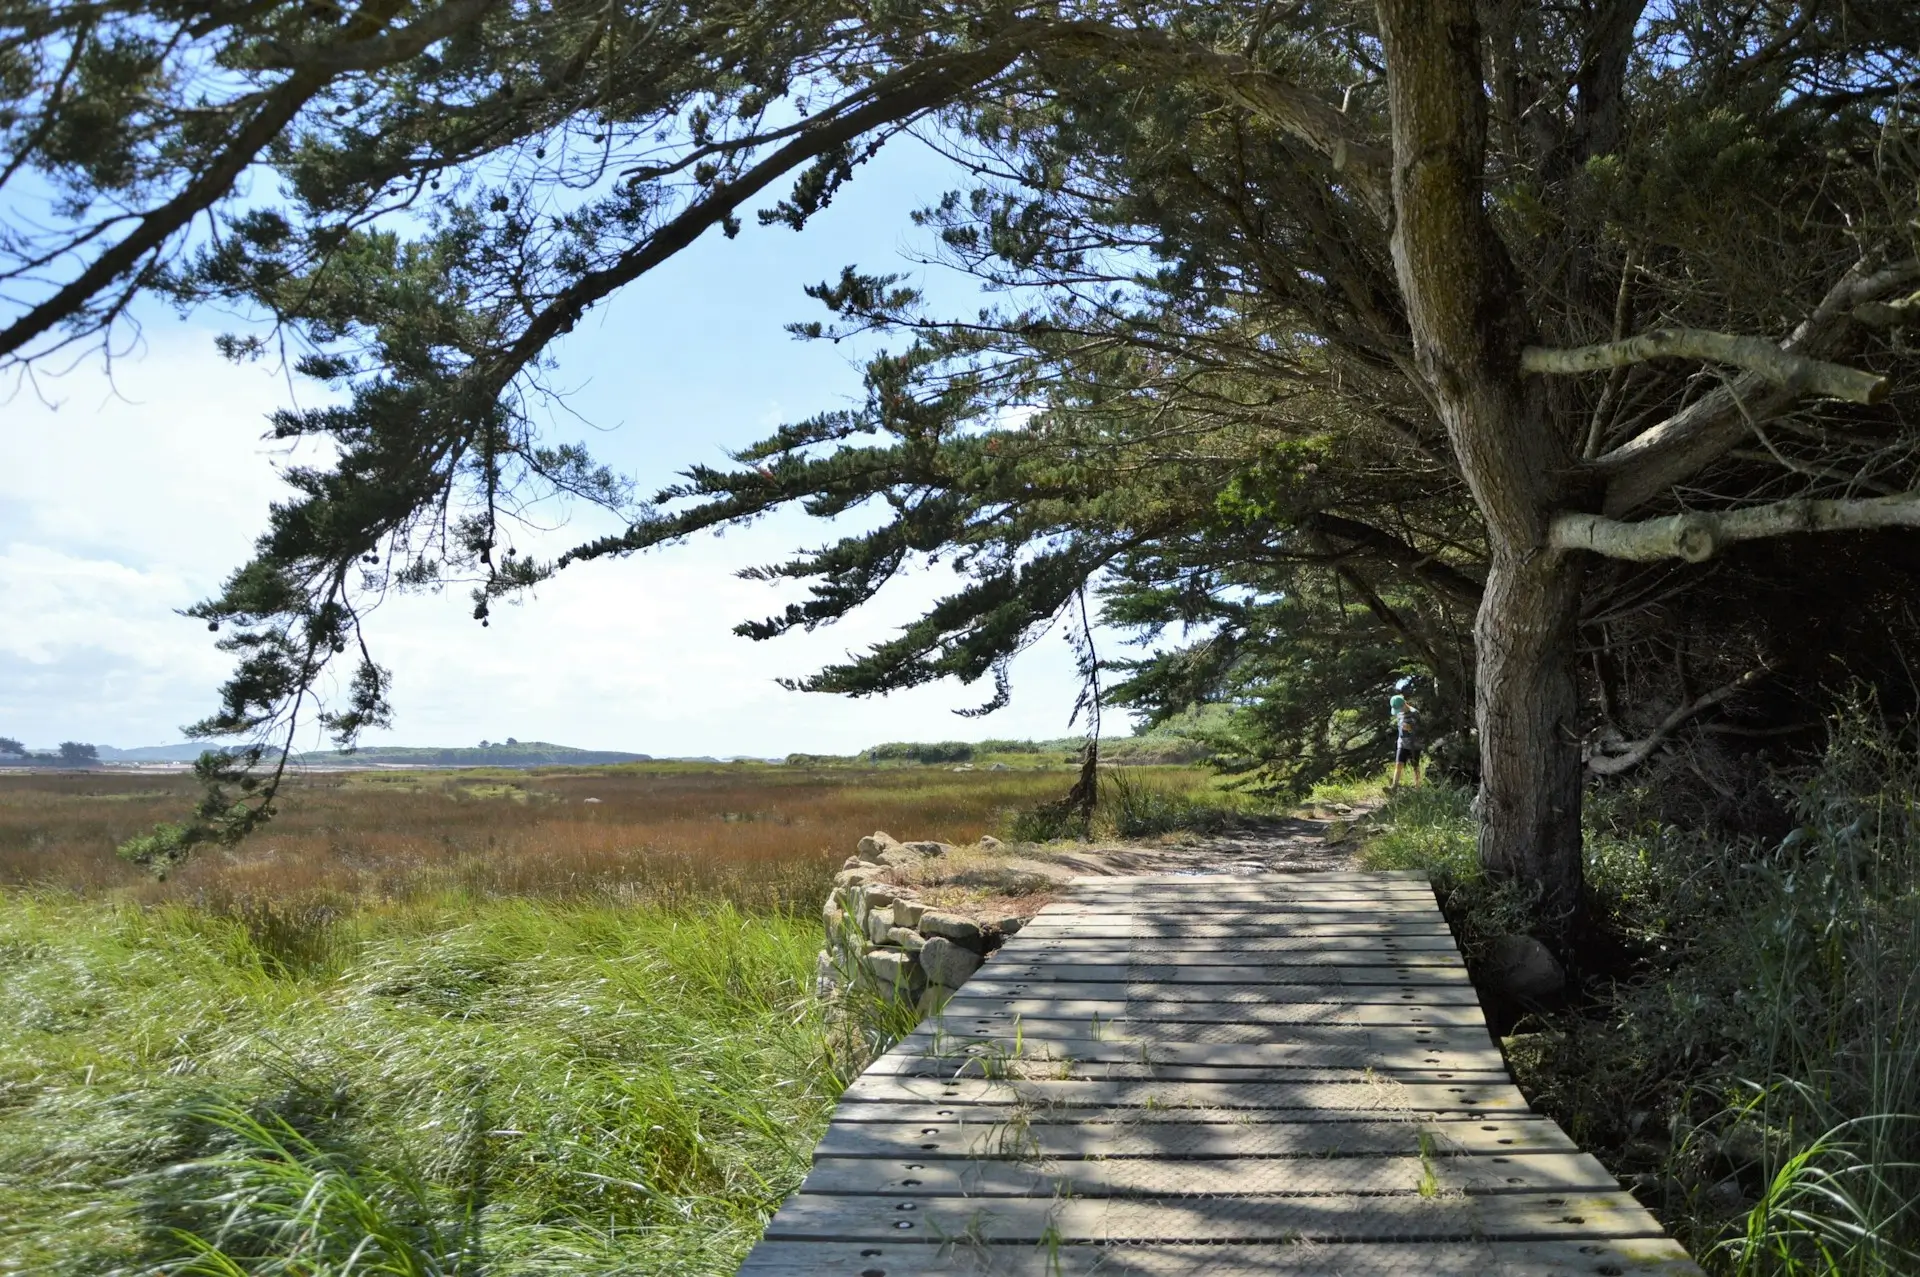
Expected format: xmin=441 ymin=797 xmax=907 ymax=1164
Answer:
xmin=297 ymin=742 xmax=653 ymax=768
xmin=786 ymin=735 xmax=1214 ymax=767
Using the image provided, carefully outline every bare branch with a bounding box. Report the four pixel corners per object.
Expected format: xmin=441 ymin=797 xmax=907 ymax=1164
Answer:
xmin=1551 ymin=490 xmax=1920 ymax=563
xmin=1586 ymin=666 xmax=1766 ymax=775
xmin=1588 ymin=258 xmax=1920 ymax=515
xmin=1523 ymin=327 xmax=1887 ymax=405
xmin=1852 ymin=289 xmax=1920 ymax=328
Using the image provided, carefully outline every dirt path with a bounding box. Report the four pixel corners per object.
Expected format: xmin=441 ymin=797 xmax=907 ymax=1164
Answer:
xmin=1037 ymin=815 xmax=1362 ymax=877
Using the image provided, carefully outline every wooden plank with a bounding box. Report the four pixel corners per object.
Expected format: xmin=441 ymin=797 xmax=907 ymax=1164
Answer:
xmin=839 ymin=1075 xmax=1527 ymax=1112
xmin=1001 ymin=955 xmax=1468 ymax=976
xmin=760 ymin=1189 xmax=1673 ymax=1244
xmin=935 ymin=997 xmax=1491 ymax=1027
xmin=915 ymin=1018 xmax=1494 ymax=1053
xmin=1022 ymin=942 xmax=1465 ymax=962
xmin=799 ymin=1150 xmax=1620 ymax=1197
xmin=1031 ymin=910 xmax=1442 ymax=926
xmin=974 ymin=962 xmax=1472 ymax=986
xmin=738 ymin=1238 xmax=1705 ymax=1274
xmin=957 ymin=979 xmax=1486 ymax=1005
xmin=869 ymin=1058 xmax=1509 ymax=1083
xmin=1063 ymin=871 xmax=1433 ymax=884
xmin=814 ymin=1117 xmax=1575 ymax=1160
xmin=1021 ymin=925 xmax=1451 ymax=944
xmin=1017 ymin=921 xmax=1458 ymax=938
xmin=901 ymin=1023 xmax=1496 ymax=1059
xmin=824 ymin=1095 xmax=1533 ymax=1128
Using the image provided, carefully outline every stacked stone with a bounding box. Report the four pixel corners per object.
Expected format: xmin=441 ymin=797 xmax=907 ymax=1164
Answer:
xmin=815 ymin=830 xmax=1022 ymax=1016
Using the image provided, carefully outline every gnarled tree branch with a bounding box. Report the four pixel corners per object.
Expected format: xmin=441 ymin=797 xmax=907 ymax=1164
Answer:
xmin=1523 ymin=327 xmax=1887 ymax=404
xmin=1551 ymin=490 xmax=1920 ymax=563
xmin=1587 ymin=258 xmax=1919 ymax=515
xmin=1586 ymin=666 xmax=1766 ymax=775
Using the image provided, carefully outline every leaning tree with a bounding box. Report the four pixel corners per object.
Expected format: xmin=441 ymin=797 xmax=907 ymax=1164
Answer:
xmin=7 ymin=0 xmax=1920 ymax=938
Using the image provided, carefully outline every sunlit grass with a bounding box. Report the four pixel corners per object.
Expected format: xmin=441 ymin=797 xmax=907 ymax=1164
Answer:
xmin=0 ymin=892 xmax=838 ymax=1275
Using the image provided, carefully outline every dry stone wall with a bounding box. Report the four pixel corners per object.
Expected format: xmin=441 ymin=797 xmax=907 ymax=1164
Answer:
xmin=816 ymin=830 xmax=1023 ymax=1015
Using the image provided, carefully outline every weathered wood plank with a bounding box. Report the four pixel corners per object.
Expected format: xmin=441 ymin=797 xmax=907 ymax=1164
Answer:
xmin=897 ymin=1025 xmax=1497 ymax=1064
xmin=1022 ymin=930 xmax=1459 ymax=946
xmin=738 ymin=1238 xmax=1704 ymax=1274
xmin=1022 ymin=942 xmax=1466 ymax=962
xmin=814 ymin=1117 xmax=1575 ymax=1159
xmin=956 ymin=979 xmax=1486 ymax=1005
xmin=838 ymin=1075 xmax=1526 ymax=1112
xmin=933 ymin=998 xmax=1491 ymax=1027
xmin=973 ymin=961 xmax=1472 ymax=986
xmin=760 ymin=1189 xmax=1672 ymax=1244
xmin=914 ymin=1018 xmax=1494 ymax=1054
xmin=823 ymin=1097 xmax=1532 ymax=1129
xmin=800 ymin=1150 xmax=1620 ymax=1197
xmin=1018 ymin=922 xmax=1458 ymax=939
xmin=867 ymin=1059 xmax=1509 ymax=1085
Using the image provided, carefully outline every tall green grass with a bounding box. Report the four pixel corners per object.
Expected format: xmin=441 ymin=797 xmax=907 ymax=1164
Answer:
xmin=0 ymin=893 xmax=840 ymax=1275
xmin=1363 ymin=715 xmax=1920 ymax=1275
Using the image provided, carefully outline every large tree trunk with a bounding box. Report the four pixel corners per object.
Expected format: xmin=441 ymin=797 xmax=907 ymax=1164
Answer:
xmin=1476 ymin=551 xmax=1586 ymax=926
xmin=1376 ymin=0 xmax=1586 ymax=935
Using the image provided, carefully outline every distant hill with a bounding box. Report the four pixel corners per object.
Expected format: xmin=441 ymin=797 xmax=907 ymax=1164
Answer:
xmin=63 ymin=742 xmax=652 ymax=768
xmin=296 ymin=742 xmax=653 ymax=768
xmin=95 ymin=743 xmax=232 ymax=762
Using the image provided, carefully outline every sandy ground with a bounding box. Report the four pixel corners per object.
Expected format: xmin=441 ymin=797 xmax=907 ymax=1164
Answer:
xmin=884 ymin=812 xmax=1378 ymax=921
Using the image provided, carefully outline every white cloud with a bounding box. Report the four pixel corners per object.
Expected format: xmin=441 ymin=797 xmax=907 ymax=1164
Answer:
xmin=1 ymin=325 xmax=1087 ymax=753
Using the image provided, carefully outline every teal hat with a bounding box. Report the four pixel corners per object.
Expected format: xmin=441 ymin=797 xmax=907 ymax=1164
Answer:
xmin=1389 ymin=694 xmax=1407 ymax=713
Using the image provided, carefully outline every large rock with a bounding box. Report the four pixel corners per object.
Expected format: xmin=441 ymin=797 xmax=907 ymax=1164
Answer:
xmin=977 ymin=835 xmax=1006 ymax=852
xmin=877 ymin=844 xmax=931 ymax=869
xmin=834 ymin=864 xmax=885 ymax=889
xmin=865 ymin=909 xmax=895 ymax=945
xmin=1486 ymin=934 xmax=1565 ymax=1001
xmin=863 ymin=948 xmax=917 ymax=992
xmin=990 ymin=916 xmax=1025 ymax=936
xmin=918 ymin=936 xmax=983 ymax=987
xmin=902 ymin=840 xmax=950 ymax=858
xmin=886 ymin=927 xmax=926 ymax=951
xmin=892 ymin=899 xmax=926 ymax=929
xmin=857 ymin=831 xmax=901 ymax=861
xmin=918 ymin=910 xmax=986 ymax=949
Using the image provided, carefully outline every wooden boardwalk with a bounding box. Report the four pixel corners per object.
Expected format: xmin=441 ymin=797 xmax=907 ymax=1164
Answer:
xmin=741 ymin=872 xmax=1703 ymax=1275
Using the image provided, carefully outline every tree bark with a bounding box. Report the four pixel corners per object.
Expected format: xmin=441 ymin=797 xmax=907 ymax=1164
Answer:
xmin=1475 ymin=553 xmax=1586 ymax=920
xmin=1376 ymin=0 xmax=1585 ymax=929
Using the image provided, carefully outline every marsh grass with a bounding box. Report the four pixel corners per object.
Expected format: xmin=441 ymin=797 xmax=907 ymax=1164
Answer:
xmin=1363 ymin=715 xmax=1920 ymax=1275
xmin=0 ymin=762 xmax=1076 ymax=907
xmin=0 ymin=892 xmax=845 ymax=1276
xmin=2 ymin=760 xmax=1214 ymax=1275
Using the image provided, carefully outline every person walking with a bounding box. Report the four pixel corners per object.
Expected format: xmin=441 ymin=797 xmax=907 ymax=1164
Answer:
xmin=1390 ymin=693 xmax=1423 ymax=790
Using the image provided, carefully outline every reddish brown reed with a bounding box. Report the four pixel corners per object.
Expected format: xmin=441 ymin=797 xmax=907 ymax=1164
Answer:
xmin=0 ymin=763 xmax=1075 ymax=912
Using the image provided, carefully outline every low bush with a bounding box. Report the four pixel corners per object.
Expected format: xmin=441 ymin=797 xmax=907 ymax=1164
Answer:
xmin=1364 ymin=714 xmax=1920 ymax=1275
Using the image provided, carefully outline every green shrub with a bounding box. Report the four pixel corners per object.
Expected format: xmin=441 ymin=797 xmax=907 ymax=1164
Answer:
xmin=1098 ymin=771 xmax=1238 ymax=838
xmin=1367 ymin=714 xmax=1920 ymax=1274
xmin=860 ymin=741 xmax=975 ymax=764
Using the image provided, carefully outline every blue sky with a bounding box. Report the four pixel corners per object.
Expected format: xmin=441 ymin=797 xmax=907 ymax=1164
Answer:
xmin=0 ymin=136 xmax=1097 ymax=756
